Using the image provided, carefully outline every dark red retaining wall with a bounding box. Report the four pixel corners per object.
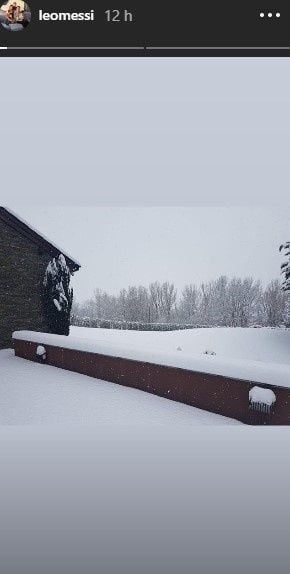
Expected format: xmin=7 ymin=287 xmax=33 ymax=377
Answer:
xmin=13 ymin=338 xmax=290 ymax=425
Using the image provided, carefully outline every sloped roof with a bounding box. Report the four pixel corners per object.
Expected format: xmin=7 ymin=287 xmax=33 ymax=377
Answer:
xmin=0 ymin=207 xmax=81 ymax=272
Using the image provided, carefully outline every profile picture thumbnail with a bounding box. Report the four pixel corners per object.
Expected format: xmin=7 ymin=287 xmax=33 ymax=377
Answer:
xmin=0 ymin=1 xmax=31 ymax=31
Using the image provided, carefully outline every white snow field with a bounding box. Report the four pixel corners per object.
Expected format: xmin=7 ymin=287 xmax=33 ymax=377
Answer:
xmin=71 ymin=326 xmax=290 ymax=364
xmin=0 ymin=349 xmax=239 ymax=425
xmin=6 ymin=327 xmax=290 ymax=424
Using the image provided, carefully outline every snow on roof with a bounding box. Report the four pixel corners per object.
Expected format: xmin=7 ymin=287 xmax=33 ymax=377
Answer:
xmin=0 ymin=207 xmax=81 ymax=270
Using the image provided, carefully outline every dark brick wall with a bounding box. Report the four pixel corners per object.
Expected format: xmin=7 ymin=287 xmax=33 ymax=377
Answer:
xmin=13 ymin=338 xmax=290 ymax=425
xmin=0 ymin=219 xmax=52 ymax=348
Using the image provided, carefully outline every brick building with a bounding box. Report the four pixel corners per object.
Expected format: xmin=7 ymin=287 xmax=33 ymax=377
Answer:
xmin=0 ymin=207 xmax=80 ymax=349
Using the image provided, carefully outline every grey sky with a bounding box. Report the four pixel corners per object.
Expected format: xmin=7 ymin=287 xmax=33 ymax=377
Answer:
xmin=0 ymin=58 xmax=290 ymax=205
xmin=13 ymin=206 xmax=290 ymax=301
xmin=1 ymin=57 xmax=289 ymax=300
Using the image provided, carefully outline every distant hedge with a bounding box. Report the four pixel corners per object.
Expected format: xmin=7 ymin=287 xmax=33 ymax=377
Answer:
xmin=71 ymin=316 xmax=205 ymax=331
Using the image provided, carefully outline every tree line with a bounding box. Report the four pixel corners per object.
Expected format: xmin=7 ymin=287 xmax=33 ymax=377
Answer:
xmin=73 ymin=276 xmax=289 ymax=328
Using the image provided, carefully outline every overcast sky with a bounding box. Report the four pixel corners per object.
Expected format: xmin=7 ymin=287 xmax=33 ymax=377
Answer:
xmin=1 ymin=57 xmax=290 ymax=300
xmin=0 ymin=58 xmax=289 ymax=205
xmin=12 ymin=206 xmax=289 ymax=302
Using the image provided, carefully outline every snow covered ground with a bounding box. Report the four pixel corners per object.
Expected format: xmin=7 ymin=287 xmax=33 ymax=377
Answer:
xmin=2 ymin=336 xmax=290 ymax=574
xmin=0 ymin=349 xmax=239 ymax=425
xmin=71 ymin=326 xmax=290 ymax=365
xmin=5 ymin=327 xmax=290 ymax=424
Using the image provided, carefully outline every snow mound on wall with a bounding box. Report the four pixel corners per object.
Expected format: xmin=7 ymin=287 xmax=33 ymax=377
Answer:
xmin=249 ymin=386 xmax=276 ymax=406
xmin=36 ymin=345 xmax=46 ymax=357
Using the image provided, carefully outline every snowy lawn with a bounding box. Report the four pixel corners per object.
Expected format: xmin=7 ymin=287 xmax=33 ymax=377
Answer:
xmin=71 ymin=326 xmax=290 ymax=364
xmin=0 ymin=350 xmax=239 ymax=425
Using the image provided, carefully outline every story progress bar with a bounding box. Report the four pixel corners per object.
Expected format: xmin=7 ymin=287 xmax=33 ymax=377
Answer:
xmin=0 ymin=46 xmax=144 ymax=50
xmin=1 ymin=46 xmax=290 ymax=51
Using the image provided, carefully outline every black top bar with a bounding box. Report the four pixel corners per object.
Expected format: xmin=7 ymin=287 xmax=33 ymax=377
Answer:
xmin=0 ymin=1 xmax=289 ymax=57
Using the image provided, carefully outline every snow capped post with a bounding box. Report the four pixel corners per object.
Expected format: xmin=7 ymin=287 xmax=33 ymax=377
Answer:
xmin=43 ymin=254 xmax=73 ymax=336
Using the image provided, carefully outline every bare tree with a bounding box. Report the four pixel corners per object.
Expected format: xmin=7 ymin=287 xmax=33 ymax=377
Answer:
xmin=263 ymin=279 xmax=286 ymax=326
xmin=179 ymin=284 xmax=199 ymax=323
xmin=149 ymin=282 xmax=163 ymax=322
xmin=160 ymin=282 xmax=177 ymax=323
xmin=227 ymin=277 xmax=262 ymax=327
xmin=199 ymin=281 xmax=215 ymax=325
xmin=74 ymin=275 xmax=288 ymax=329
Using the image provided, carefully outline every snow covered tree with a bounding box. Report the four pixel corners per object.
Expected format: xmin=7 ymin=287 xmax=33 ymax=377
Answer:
xmin=198 ymin=276 xmax=229 ymax=326
xmin=226 ymin=277 xmax=261 ymax=327
xmin=43 ymin=254 xmax=73 ymax=336
xmin=149 ymin=282 xmax=163 ymax=322
xmin=73 ymin=275 xmax=290 ymax=329
xmin=279 ymin=242 xmax=290 ymax=326
xmin=280 ymin=242 xmax=290 ymax=292
xmin=212 ymin=276 xmax=229 ymax=326
xmin=159 ymin=282 xmax=177 ymax=323
xmin=263 ymin=279 xmax=286 ymax=327
xmin=179 ymin=284 xmax=199 ymax=324
xmin=199 ymin=281 xmax=215 ymax=326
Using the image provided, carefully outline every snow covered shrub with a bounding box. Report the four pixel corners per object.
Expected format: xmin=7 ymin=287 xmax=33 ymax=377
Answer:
xmin=280 ymin=242 xmax=290 ymax=292
xmin=43 ymin=254 xmax=73 ymax=336
xmin=70 ymin=316 xmax=197 ymax=331
xmin=203 ymin=349 xmax=216 ymax=356
xmin=279 ymin=242 xmax=290 ymax=326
